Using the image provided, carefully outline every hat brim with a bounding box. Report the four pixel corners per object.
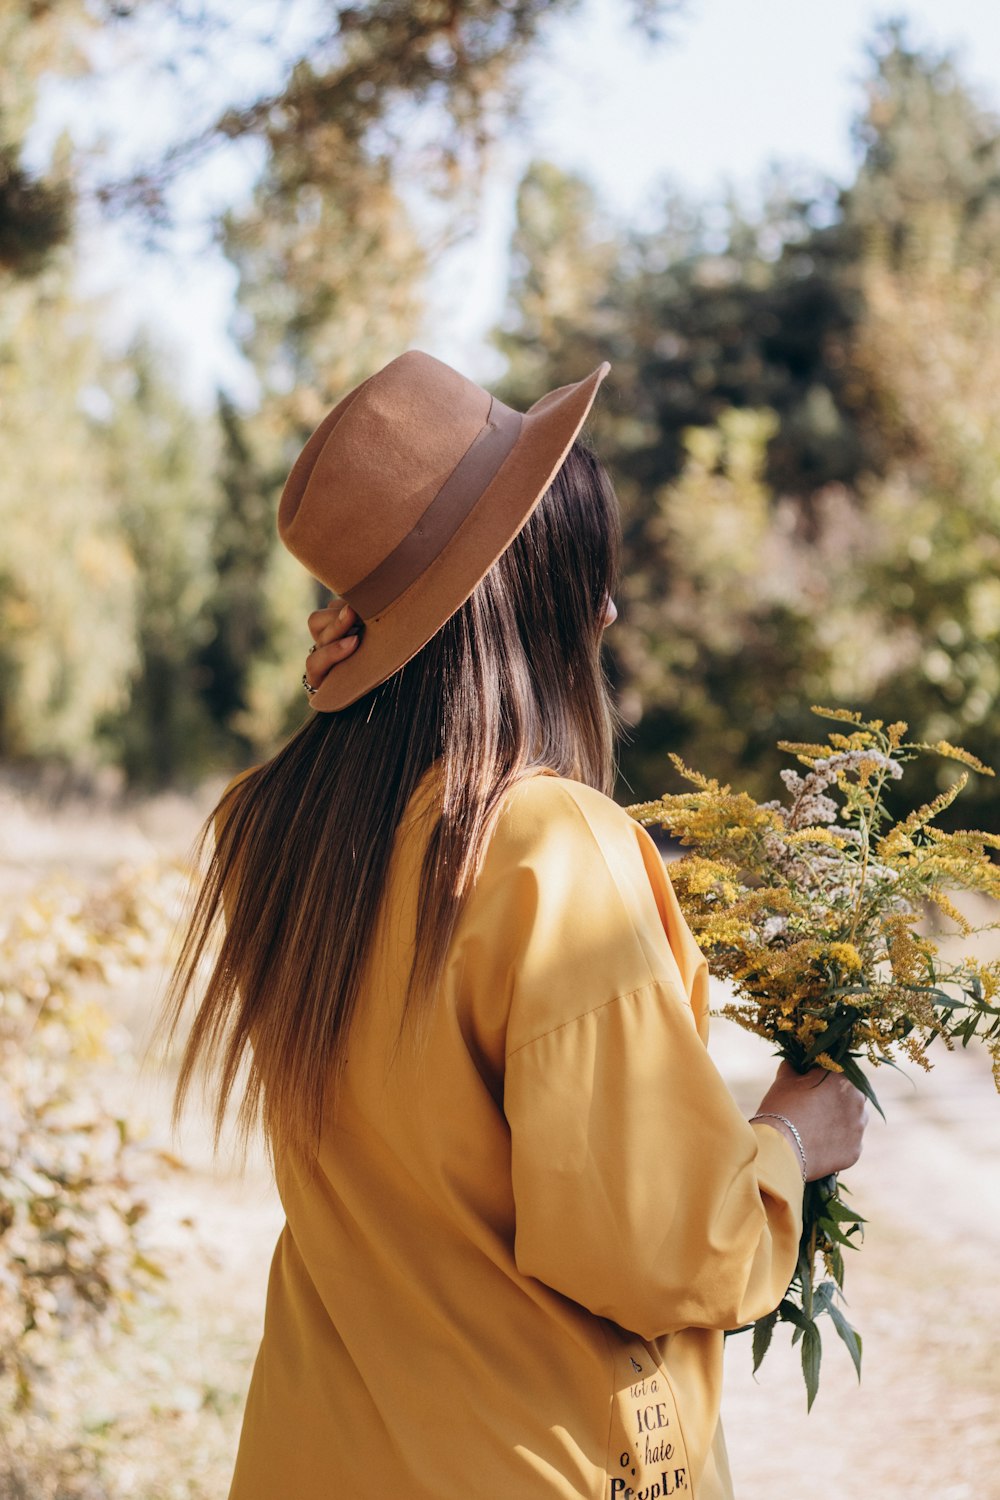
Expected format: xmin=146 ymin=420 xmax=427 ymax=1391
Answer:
xmin=308 ymin=360 xmax=611 ymax=712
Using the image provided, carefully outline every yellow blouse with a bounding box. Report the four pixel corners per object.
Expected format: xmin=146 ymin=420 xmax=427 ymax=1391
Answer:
xmin=225 ymin=764 xmax=803 ymax=1500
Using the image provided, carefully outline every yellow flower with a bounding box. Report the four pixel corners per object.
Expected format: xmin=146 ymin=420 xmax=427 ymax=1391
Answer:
xmin=795 ymin=1015 xmax=827 ymax=1045
xmin=809 ymin=705 xmax=864 ymax=725
xmin=785 ymin=826 xmax=849 ymax=849
xmin=926 ymin=891 xmax=973 ymax=936
xmin=881 ymin=914 xmax=935 ymax=985
xmin=929 ymin=741 xmax=995 ymax=776
xmin=825 ymin=942 xmax=864 ymax=973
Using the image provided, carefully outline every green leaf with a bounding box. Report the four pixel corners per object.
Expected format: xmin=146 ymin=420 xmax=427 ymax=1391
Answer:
xmin=801 ymin=1321 xmax=822 ymax=1410
xmin=812 ymin=1173 xmax=841 ymax=1204
xmin=925 ymin=993 xmax=966 ymax=1011
xmin=752 ymin=1310 xmax=778 ymax=1373
xmin=797 ymin=1245 xmax=815 ymax=1320
xmin=826 ymin=1301 xmax=863 ymax=1382
xmin=812 ymin=1281 xmax=837 ymax=1314
xmin=819 ymin=1219 xmax=860 ymax=1250
xmin=801 ymin=1010 xmax=861 ymax=1066
xmin=777 ymin=1297 xmax=808 ymax=1329
xmin=837 ymin=1054 xmax=886 ymax=1120
xmin=821 ymin=1197 xmax=867 ymax=1227
xmin=827 ymin=1245 xmax=845 ymax=1287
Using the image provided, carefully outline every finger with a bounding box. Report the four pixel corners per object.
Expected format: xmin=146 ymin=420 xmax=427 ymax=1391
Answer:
xmin=307 ymin=605 xmax=344 ymax=642
xmin=317 ymin=607 xmax=362 ymax=647
xmin=304 ymin=632 xmax=360 ymax=689
xmin=307 ymin=597 xmax=350 ymax=642
xmin=308 ymin=600 xmax=357 ymax=645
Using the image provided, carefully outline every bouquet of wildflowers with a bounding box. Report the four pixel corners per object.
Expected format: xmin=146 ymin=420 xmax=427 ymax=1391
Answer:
xmin=627 ymin=707 xmax=1000 ymax=1406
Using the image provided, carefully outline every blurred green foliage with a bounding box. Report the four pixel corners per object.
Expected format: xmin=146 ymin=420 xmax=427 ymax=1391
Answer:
xmin=0 ymin=7 xmax=997 ymax=832
xmin=496 ymin=20 xmax=1000 ymax=826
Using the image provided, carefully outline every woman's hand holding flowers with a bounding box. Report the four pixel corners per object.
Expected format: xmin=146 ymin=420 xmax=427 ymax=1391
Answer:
xmin=755 ymin=1060 xmax=869 ymax=1182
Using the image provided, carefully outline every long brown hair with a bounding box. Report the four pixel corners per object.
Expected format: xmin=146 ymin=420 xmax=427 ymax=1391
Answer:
xmin=158 ymin=438 xmax=622 ymax=1157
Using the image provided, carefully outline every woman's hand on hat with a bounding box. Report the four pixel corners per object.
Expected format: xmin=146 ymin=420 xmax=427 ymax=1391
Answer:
xmin=304 ymin=598 xmax=363 ymax=692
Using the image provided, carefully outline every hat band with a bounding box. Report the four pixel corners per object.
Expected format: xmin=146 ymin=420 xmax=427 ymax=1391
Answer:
xmin=341 ymin=396 xmax=524 ymax=619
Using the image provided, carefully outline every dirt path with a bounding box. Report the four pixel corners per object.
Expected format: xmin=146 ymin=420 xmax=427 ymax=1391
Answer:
xmin=714 ymin=1025 xmax=1000 ymax=1500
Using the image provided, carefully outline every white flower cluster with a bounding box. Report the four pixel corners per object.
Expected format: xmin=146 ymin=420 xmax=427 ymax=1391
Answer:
xmin=751 ymin=750 xmax=912 ymax=921
xmin=778 ymin=769 xmax=839 ymax=828
xmin=779 ymin=750 xmax=902 ymax=832
xmin=750 ymin=749 xmax=919 ymax=937
xmin=817 ymin=749 xmax=905 ymax=780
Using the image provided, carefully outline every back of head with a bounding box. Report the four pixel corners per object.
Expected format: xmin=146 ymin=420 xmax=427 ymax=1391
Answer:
xmin=160 ymin=436 xmax=622 ymax=1157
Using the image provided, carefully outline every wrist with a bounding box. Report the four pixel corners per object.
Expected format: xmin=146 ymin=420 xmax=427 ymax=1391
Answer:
xmin=750 ymin=1111 xmax=808 ymax=1183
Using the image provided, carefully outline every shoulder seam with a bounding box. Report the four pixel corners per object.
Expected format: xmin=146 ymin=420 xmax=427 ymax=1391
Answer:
xmin=505 ymin=976 xmax=689 ymax=1062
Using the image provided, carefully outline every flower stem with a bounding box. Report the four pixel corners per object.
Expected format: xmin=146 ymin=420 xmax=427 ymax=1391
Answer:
xmin=846 ymin=752 xmax=891 ymax=947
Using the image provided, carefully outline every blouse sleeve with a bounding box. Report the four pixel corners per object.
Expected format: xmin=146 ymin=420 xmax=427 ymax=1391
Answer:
xmin=497 ymin=777 xmax=804 ymax=1341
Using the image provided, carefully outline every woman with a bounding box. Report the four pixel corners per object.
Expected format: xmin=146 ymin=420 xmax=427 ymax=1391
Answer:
xmin=162 ymin=350 xmax=867 ymax=1500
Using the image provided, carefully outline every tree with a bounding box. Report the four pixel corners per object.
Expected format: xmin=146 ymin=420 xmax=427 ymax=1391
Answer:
xmin=0 ymin=3 xmax=82 ymax=275
xmin=847 ymin=16 xmax=1000 ymax=268
xmin=494 ymin=161 xmax=621 ymax=407
xmin=195 ymin=396 xmax=273 ymax=745
xmin=95 ymin=336 xmax=220 ymax=786
xmin=97 ymin=1 xmax=682 ymax=227
xmin=493 ymin=23 xmax=1000 ymax=826
xmin=222 ymin=123 xmax=427 ymax=437
xmin=0 ymin=270 xmax=139 ymax=766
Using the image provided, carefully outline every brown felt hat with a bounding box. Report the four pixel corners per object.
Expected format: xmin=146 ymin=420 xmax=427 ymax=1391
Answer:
xmin=277 ymin=349 xmax=611 ymax=711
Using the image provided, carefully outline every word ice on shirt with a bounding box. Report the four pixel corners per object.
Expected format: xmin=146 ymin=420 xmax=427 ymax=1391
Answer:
xmin=608 ymin=1372 xmax=690 ymax=1500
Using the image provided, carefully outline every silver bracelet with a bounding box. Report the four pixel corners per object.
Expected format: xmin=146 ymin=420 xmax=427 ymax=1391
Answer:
xmin=750 ymin=1112 xmax=808 ymax=1184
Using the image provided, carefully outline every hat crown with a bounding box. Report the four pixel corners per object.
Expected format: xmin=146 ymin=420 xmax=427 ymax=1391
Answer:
xmin=275 ymin=347 xmax=610 ymax=710
xmin=278 ymin=350 xmax=493 ymax=599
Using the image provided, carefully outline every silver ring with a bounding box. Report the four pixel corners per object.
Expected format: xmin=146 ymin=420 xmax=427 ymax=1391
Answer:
xmin=308 ymin=642 xmax=319 ymax=655
xmin=302 ymin=672 xmax=318 ymax=696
